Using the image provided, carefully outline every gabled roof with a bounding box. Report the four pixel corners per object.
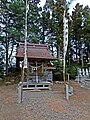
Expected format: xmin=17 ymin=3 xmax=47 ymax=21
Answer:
xmin=16 ymin=43 xmax=57 ymax=60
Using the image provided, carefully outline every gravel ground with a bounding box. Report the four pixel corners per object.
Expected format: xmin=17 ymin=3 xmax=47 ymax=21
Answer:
xmin=0 ymin=80 xmax=90 ymax=120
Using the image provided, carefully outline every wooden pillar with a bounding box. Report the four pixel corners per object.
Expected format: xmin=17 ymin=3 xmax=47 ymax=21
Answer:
xmin=42 ymin=62 xmax=44 ymax=73
xmin=36 ymin=61 xmax=38 ymax=83
xmin=45 ymin=62 xmax=47 ymax=72
xmin=16 ymin=59 xmax=20 ymax=71
xmin=21 ymin=62 xmax=24 ymax=83
xmin=31 ymin=67 xmax=33 ymax=73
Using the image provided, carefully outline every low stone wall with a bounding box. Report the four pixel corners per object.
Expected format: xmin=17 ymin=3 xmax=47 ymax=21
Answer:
xmin=81 ymin=79 xmax=90 ymax=89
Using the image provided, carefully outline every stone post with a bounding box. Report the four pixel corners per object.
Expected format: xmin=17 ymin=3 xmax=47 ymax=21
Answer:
xmin=18 ymin=82 xmax=22 ymax=103
xmin=66 ymin=83 xmax=69 ymax=100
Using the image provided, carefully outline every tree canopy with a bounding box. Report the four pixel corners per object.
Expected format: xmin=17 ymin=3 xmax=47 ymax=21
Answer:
xmin=0 ymin=0 xmax=90 ymax=79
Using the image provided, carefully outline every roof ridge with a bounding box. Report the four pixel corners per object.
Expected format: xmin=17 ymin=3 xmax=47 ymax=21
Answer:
xmin=19 ymin=42 xmax=48 ymax=47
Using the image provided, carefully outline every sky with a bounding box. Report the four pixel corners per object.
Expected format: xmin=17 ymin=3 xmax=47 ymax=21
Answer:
xmin=40 ymin=0 xmax=90 ymax=13
xmin=69 ymin=0 xmax=90 ymax=14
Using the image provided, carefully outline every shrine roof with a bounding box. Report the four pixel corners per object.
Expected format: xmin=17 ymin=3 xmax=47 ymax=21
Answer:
xmin=16 ymin=43 xmax=57 ymax=60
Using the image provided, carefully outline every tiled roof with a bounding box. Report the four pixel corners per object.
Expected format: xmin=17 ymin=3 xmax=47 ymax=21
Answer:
xmin=16 ymin=43 xmax=57 ymax=60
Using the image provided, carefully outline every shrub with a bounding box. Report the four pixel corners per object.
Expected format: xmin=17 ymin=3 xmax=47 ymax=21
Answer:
xmin=66 ymin=65 xmax=77 ymax=79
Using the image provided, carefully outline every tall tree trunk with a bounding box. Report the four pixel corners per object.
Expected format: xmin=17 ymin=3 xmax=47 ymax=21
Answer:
xmin=81 ymin=48 xmax=84 ymax=67
xmin=6 ymin=33 xmax=9 ymax=76
xmin=42 ymin=26 xmax=45 ymax=44
xmin=57 ymin=41 xmax=60 ymax=59
xmin=78 ymin=45 xmax=81 ymax=65
xmin=76 ymin=40 xmax=78 ymax=64
xmin=88 ymin=48 xmax=90 ymax=63
xmin=8 ymin=38 xmax=14 ymax=65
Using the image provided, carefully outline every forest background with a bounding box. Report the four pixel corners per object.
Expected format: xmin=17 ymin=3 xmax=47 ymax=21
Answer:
xmin=0 ymin=0 xmax=90 ymax=81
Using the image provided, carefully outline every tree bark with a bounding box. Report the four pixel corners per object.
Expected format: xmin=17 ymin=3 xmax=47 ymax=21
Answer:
xmin=5 ymin=15 xmax=9 ymax=76
xmin=57 ymin=42 xmax=60 ymax=60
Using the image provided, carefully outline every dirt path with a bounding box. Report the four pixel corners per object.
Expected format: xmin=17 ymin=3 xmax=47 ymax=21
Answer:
xmin=0 ymin=81 xmax=90 ymax=120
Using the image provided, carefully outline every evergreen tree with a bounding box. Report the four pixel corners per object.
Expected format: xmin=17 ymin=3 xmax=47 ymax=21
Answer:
xmin=83 ymin=5 xmax=90 ymax=63
xmin=27 ymin=0 xmax=41 ymax=43
xmin=0 ymin=0 xmax=41 ymax=75
xmin=71 ymin=3 xmax=84 ymax=65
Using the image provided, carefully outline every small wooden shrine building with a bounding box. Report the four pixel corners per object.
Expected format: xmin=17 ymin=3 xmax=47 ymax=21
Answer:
xmin=16 ymin=43 xmax=57 ymax=90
